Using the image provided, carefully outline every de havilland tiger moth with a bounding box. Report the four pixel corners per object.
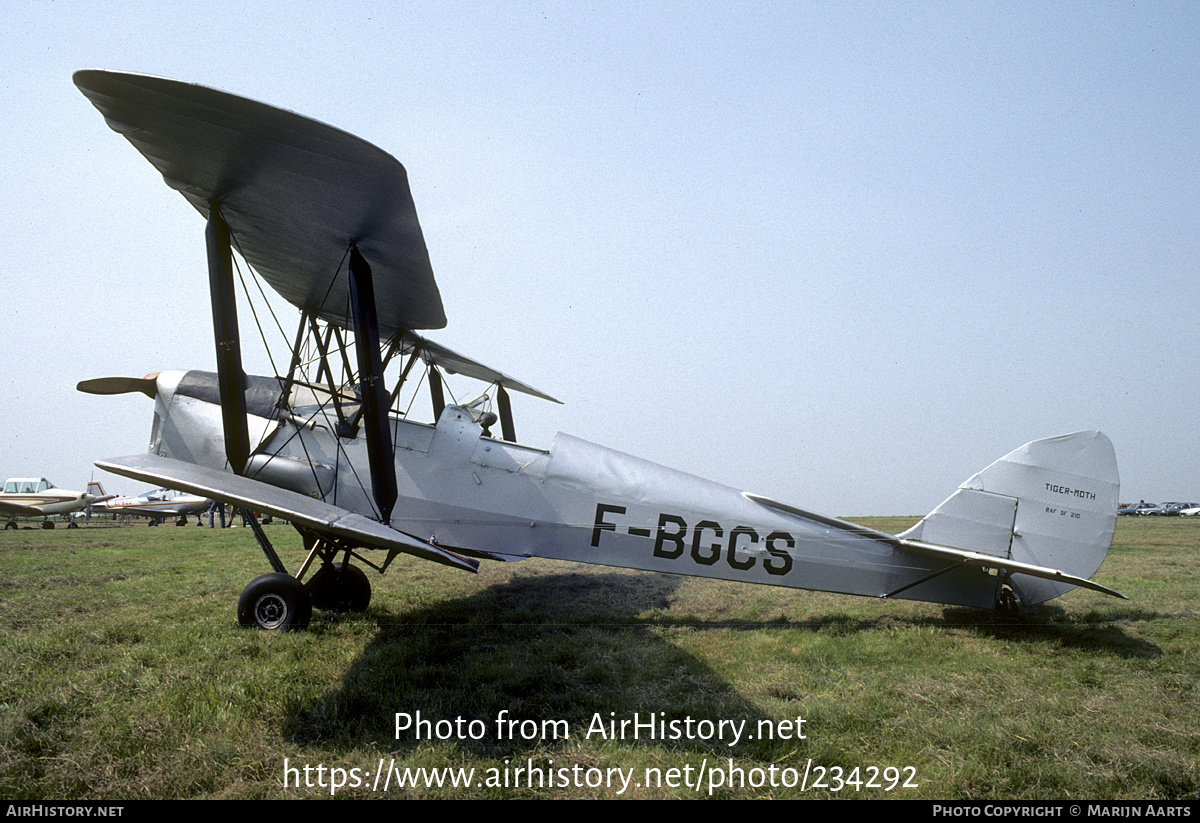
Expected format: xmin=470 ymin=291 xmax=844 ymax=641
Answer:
xmin=72 ymin=69 xmax=1125 ymax=630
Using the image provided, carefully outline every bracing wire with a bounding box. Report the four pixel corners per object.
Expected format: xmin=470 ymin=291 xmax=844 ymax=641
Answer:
xmin=221 ymin=232 xmax=384 ymax=520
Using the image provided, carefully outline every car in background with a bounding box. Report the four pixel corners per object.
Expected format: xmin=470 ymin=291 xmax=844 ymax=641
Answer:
xmin=1180 ymin=505 xmax=1200 ymax=516
xmin=1118 ymin=502 xmax=1158 ymax=516
xmin=1136 ymin=502 xmax=1200 ymax=516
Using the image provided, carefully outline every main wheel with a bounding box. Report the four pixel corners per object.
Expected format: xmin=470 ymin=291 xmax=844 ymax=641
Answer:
xmin=4 ymin=521 xmax=16 ymax=530
xmin=237 ymin=573 xmax=312 ymax=631
xmin=308 ymin=563 xmax=372 ymax=613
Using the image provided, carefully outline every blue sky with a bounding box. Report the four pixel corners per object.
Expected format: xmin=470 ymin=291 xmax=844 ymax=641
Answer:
xmin=2 ymin=2 xmax=1197 ymax=515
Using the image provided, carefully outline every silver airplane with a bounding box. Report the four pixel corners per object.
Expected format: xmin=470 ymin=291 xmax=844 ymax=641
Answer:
xmin=73 ymin=70 xmax=1124 ymax=630
xmin=90 ymin=486 xmax=213 ymax=525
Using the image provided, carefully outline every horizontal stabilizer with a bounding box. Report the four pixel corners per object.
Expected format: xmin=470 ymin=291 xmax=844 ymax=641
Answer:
xmin=897 ymin=538 xmax=1126 ymax=599
xmin=94 ymin=453 xmax=478 ymax=573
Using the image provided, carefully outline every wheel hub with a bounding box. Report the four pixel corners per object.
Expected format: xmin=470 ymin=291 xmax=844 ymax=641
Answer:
xmin=253 ymin=593 xmax=288 ymax=629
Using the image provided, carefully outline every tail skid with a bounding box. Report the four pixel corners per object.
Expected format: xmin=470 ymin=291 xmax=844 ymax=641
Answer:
xmin=898 ymin=430 xmax=1122 ymax=607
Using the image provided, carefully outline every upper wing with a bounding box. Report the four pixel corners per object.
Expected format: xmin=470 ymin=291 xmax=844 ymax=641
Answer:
xmin=398 ymin=331 xmax=561 ymax=403
xmin=74 ymin=69 xmax=446 ymax=334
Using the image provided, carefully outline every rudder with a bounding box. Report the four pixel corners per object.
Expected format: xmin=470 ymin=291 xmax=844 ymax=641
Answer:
xmin=899 ymin=431 xmax=1119 ymax=606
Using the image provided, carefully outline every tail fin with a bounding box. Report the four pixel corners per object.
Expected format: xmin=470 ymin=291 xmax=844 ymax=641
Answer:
xmin=898 ymin=431 xmax=1120 ymax=606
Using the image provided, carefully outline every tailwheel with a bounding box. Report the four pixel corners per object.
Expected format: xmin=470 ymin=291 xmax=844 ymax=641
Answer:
xmin=995 ymin=581 xmax=1020 ymax=615
xmin=238 ymin=572 xmax=312 ymax=631
xmin=307 ymin=562 xmax=372 ymax=613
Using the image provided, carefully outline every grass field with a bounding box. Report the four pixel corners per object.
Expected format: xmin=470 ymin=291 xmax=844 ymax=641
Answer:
xmin=1 ymin=515 xmax=1196 ymax=799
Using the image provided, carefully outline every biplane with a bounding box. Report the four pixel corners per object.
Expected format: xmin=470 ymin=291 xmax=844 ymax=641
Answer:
xmin=73 ymin=70 xmax=1124 ymax=630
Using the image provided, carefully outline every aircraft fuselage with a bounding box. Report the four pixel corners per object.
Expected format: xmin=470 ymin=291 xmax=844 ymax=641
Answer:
xmin=148 ymin=369 xmax=1008 ymax=609
xmin=0 ymin=478 xmax=94 ymax=518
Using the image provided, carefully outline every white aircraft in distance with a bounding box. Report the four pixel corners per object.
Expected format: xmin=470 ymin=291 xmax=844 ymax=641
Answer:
xmin=74 ymin=69 xmax=1125 ymax=630
xmin=90 ymin=487 xmax=213 ymax=526
xmin=1 ymin=477 xmax=98 ymax=529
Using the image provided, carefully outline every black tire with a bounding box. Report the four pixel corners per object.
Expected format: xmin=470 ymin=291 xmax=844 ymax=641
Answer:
xmin=4 ymin=521 xmax=16 ymax=530
xmin=308 ymin=563 xmax=372 ymax=613
xmin=41 ymin=521 xmax=54 ymax=530
xmin=237 ymin=573 xmax=312 ymax=631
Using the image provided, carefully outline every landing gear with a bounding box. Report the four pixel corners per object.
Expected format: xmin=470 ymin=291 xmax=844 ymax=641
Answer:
xmin=995 ymin=581 xmax=1020 ymax=614
xmin=5 ymin=520 xmax=17 ymax=530
xmin=237 ymin=573 xmax=312 ymax=631
xmin=308 ymin=562 xmax=372 ymax=613
xmin=41 ymin=520 xmax=54 ymax=530
xmin=235 ymin=514 xmax=374 ymax=630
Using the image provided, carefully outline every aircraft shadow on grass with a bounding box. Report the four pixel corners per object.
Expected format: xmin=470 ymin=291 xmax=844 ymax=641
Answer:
xmin=283 ymin=571 xmax=787 ymax=757
xmin=280 ymin=571 xmax=1158 ymax=755
xmin=939 ymin=604 xmax=1162 ymax=659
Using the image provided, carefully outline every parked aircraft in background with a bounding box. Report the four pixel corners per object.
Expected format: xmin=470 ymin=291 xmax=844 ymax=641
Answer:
xmin=90 ymin=487 xmax=212 ymax=525
xmin=74 ymin=69 xmax=1125 ymax=631
xmin=1 ymin=477 xmax=98 ymax=529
